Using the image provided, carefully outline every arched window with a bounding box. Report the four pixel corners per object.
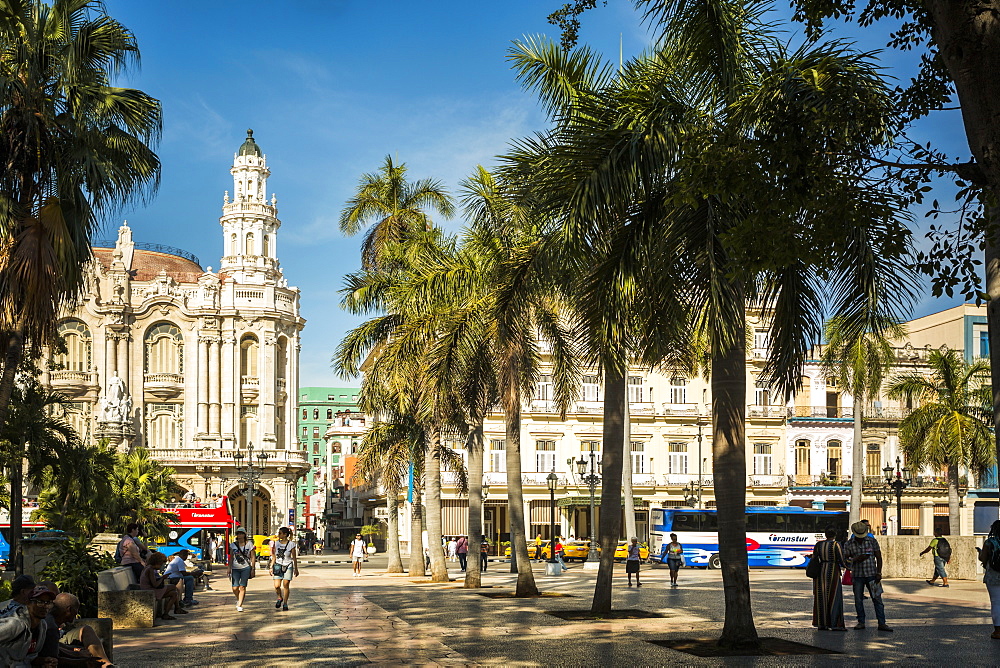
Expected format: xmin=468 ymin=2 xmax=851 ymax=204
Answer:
xmin=275 ymin=338 xmax=287 ymax=380
xmin=795 ymin=440 xmax=810 ymax=476
xmin=827 ymin=440 xmax=842 ymax=478
xmin=53 ymin=320 xmax=91 ymax=372
xmin=145 ymin=403 xmax=181 ymax=449
xmin=240 ymin=336 xmax=258 ymax=378
xmin=230 ymin=233 xmax=238 ymax=255
xmin=326 ymin=409 xmax=333 ymax=420
xmin=262 ymin=235 xmax=270 ymax=257
xmin=144 ymin=323 xmax=183 ymax=374
xmin=245 ymin=233 xmax=255 ymax=256
xmin=313 ymin=409 xmax=319 ymax=420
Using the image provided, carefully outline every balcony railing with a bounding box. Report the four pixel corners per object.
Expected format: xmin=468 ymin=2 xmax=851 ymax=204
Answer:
xmin=788 ymin=474 xmax=852 ymax=487
xmin=747 ymin=404 xmax=785 ymax=418
xmin=661 ymin=403 xmax=701 ymax=416
xmin=145 ymin=372 xmax=183 ymax=384
xmin=747 ymin=474 xmax=786 ymax=487
xmin=788 ymin=406 xmax=855 ymax=419
xmin=50 ymin=370 xmax=90 ymax=382
xmin=150 ymin=447 xmax=309 ymax=467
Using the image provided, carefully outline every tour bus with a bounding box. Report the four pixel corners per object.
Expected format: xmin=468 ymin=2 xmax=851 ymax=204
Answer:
xmin=153 ymin=495 xmax=236 ymax=559
xmin=650 ymin=506 xmax=849 ymax=569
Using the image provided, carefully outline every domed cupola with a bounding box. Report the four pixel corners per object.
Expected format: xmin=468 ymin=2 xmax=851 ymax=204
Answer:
xmin=238 ymin=129 xmax=262 ymax=157
xmin=219 ymin=129 xmax=281 ymax=283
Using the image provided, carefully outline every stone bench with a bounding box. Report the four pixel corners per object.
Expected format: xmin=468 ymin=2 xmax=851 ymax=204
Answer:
xmin=97 ymin=566 xmax=163 ymax=628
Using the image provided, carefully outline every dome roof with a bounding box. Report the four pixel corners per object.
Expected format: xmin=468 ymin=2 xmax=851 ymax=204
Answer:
xmin=238 ymin=129 xmax=261 ymax=157
xmin=93 ymin=247 xmax=203 ymax=283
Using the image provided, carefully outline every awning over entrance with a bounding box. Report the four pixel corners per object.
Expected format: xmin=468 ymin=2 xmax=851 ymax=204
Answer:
xmin=557 ymin=496 xmax=643 ymax=508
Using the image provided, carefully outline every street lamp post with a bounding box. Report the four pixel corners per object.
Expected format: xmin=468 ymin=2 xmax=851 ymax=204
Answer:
xmin=546 ymin=470 xmax=560 ymax=575
xmin=232 ymin=442 xmax=271 ymax=542
xmin=875 ymin=486 xmax=891 ymax=536
xmin=696 ymin=418 xmax=705 ymax=508
xmin=682 ymin=482 xmax=698 ymax=508
xmin=883 ymin=457 xmax=912 ymax=535
xmin=576 ymin=452 xmax=601 ymax=563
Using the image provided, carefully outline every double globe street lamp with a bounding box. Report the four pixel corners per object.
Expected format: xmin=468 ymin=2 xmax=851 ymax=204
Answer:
xmin=883 ymin=456 xmax=912 ymax=535
xmin=576 ymin=452 xmax=601 ymax=563
xmin=232 ymin=442 xmax=270 ymax=542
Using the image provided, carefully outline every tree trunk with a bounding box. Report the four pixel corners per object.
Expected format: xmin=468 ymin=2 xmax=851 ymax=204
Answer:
xmin=592 ymin=365 xmax=626 ymax=613
xmin=713 ymin=297 xmax=759 ymax=648
xmin=849 ymin=394 xmax=864 ymax=525
xmin=622 ymin=393 xmax=636 ymax=542
xmin=424 ymin=428 xmax=449 ymax=582
xmin=408 ymin=483 xmax=424 ymax=577
xmin=385 ymin=493 xmax=404 ymax=573
xmin=465 ymin=422 xmax=485 ymax=589
xmin=10 ymin=445 xmax=23 ymax=576
xmin=506 ymin=391 xmax=538 ymax=596
xmin=923 ymin=4 xmax=1000 ymax=517
xmin=986 ymin=208 xmax=1000 ymax=512
xmin=0 ymin=323 xmax=24 ymax=431
xmin=947 ymin=463 xmax=961 ymax=536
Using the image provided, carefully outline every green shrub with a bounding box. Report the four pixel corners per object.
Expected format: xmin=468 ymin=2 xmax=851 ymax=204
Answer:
xmin=0 ymin=579 xmax=10 ymax=602
xmin=40 ymin=536 xmax=114 ymax=617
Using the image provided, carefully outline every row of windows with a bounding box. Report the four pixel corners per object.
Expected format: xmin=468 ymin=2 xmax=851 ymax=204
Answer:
xmin=533 ymin=373 xmax=773 ymax=405
xmin=52 ymin=319 xmax=289 ymax=379
xmin=229 ymin=232 xmax=271 ymax=257
xmin=669 ymin=511 xmax=844 ymax=534
xmin=301 ymin=408 xmax=358 ymax=421
xmin=794 ymin=440 xmax=891 ymax=477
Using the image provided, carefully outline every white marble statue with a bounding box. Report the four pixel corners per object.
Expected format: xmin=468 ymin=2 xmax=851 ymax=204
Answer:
xmin=100 ymin=371 xmax=132 ymax=423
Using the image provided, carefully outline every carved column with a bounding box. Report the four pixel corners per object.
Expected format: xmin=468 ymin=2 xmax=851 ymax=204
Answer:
xmin=105 ymin=334 xmax=117 ymax=378
xmin=209 ymin=338 xmax=221 ymax=435
xmin=197 ymin=337 xmax=209 ymax=434
xmin=117 ymin=335 xmax=129 ymax=383
xmin=222 ymin=335 xmax=236 ymax=441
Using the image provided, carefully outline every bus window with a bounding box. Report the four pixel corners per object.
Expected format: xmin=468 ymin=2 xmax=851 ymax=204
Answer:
xmin=754 ymin=513 xmax=780 ymax=533
xmin=701 ymin=513 xmax=718 ymax=530
xmin=672 ymin=513 xmax=700 ymax=531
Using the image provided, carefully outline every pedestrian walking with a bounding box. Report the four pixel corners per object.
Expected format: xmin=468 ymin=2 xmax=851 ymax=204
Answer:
xmin=205 ymin=535 xmax=217 ymax=565
xmin=228 ymin=528 xmax=255 ymax=612
xmin=843 ymin=521 xmax=893 ymax=632
xmin=553 ymin=537 xmax=567 ymax=571
xmin=269 ymin=527 xmax=299 ymax=612
xmin=978 ymin=519 xmax=1000 ymax=638
xmin=349 ymin=533 xmax=367 ymax=577
xmin=666 ymin=533 xmax=684 ymax=587
xmin=812 ymin=526 xmax=847 ymax=631
xmin=626 ymin=537 xmax=642 ymax=587
xmin=456 ymin=535 xmax=469 ymax=572
xmin=479 ymin=535 xmax=490 ymax=572
xmin=447 ymin=538 xmax=457 ymax=562
xmin=920 ymin=530 xmax=951 ymax=587
xmin=534 ymin=534 xmax=543 ymax=562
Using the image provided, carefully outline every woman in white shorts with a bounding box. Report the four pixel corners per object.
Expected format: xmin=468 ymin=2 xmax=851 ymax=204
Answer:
xmin=269 ymin=527 xmax=299 ymax=611
xmin=350 ymin=533 xmax=367 ymax=577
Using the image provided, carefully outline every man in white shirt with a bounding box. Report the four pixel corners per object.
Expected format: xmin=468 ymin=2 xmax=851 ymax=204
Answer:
xmin=350 ymin=534 xmax=367 ymax=577
xmin=164 ymin=550 xmax=198 ymax=608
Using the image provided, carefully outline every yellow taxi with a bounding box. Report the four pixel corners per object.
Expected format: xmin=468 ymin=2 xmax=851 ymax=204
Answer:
xmin=253 ymin=534 xmax=277 ymax=560
xmin=504 ymin=540 xmax=593 ymax=561
xmin=613 ymin=541 xmax=650 ymax=562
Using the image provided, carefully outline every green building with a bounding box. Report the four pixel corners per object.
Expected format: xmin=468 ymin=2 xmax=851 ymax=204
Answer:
xmin=295 ymin=386 xmax=359 ymax=533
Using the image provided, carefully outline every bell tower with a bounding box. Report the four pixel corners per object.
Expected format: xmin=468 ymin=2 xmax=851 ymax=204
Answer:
xmin=219 ymin=129 xmax=282 ymax=284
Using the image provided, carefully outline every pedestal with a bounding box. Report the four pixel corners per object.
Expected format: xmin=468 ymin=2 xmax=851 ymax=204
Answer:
xmin=583 ymin=560 xmax=601 ymax=570
xmin=545 ymin=562 xmax=562 ymax=576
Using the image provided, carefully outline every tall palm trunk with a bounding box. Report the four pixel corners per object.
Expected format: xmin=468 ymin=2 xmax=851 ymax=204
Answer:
xmin=9 ymin=444 xmax=23 ymax=575
xmin=506 ymin=387 xmax=538 ymax=596
xmin=713 ymin=297 xmax=758 ymax=648
xmin=386 ymin=493 xmax=404 ymax=573
xmin=622 ymin=396 xmax=636 ymax=541
xmin=0 ymin=324 xmax=25 ymax=429
xmin=465 ymin=423 xmax=485 ymax=588
xmin=849 ymin=394 xmax=863 ymax=525
xmin=986 ymin=214 xmax=1000 ymax=512
xmin=592 ymin=365 xmax=626 ymax=613
xmin=424 ymin=429 xmax=449 ymax=581
xmin=408 ymin=480 xmax=424 ymax=577
xmin=947 ymin=463 xmax=961 ymax=535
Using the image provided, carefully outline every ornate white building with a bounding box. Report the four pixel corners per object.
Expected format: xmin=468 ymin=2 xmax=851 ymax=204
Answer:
xmin=42 ymin=130 xmax=308 ymax=534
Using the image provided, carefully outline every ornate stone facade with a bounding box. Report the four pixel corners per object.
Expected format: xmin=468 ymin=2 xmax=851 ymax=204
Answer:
xmin=42 ymin=131 xmax=308 ymax=534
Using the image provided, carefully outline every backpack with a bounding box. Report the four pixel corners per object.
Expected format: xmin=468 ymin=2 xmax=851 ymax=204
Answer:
xmin=935 ymin=537 xmax=952 ymax=561
xmin=989 ymin=538 xmax=1000 ymax=572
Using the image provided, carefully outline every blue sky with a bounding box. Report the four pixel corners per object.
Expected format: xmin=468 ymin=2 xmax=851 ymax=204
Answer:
xmin=103 ymin=1 xmax=968 ymax=387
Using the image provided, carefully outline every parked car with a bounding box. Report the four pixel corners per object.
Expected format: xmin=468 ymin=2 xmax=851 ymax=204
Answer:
xmin=612 ymin=542 xmax=650 ymax=562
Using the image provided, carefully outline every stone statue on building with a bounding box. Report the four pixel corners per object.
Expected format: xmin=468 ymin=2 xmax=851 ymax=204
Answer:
xmin=100 ymin=371 xmax=132 ymax=423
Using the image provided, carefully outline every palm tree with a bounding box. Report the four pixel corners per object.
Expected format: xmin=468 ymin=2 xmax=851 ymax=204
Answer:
xmin=0 ymin=377 xmax=77 ymax=572
xmin=888 ymin=349 xmax=994 ymax=533
xmin=34 ymin=440 xmax=116 ymax=536
xmin=822 ymin=316 xmax=906 ymax=524
xmin=103 ymin=447 xmax=176 ymax=537
xmin=0 ymin=0 xmax=161 ymax=427
xmin=504 ymin=5 xmax=917 ymax=641
xmin=340 ymin=155 xmax=455 ymax=269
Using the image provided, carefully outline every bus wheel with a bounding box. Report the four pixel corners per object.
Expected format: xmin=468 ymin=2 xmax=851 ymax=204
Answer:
xmin=708 ymin=554 xmax=721 ymax=570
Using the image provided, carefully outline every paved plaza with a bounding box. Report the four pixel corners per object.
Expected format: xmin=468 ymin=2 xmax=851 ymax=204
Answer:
xmin=114 ymin=557 xmax=1000 ymax=666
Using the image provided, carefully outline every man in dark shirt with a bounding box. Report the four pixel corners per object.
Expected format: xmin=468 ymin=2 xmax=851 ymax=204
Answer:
xmin=843 ymin=521 xmax=893 ymax=632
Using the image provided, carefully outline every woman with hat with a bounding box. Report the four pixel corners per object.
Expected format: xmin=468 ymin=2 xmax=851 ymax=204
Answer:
xmin=227 ymin=528 xmax=256 ymax=612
